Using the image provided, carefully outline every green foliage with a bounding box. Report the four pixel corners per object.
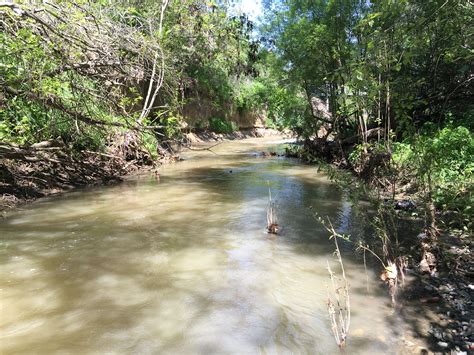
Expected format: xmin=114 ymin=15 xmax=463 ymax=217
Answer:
xmin=141 ymin=132 xmax=160 ymax=160
xmin=160 ymin=114 xmax=183 ymax=139
xmin=348 ymin=144 xmax=366 ymax=166
xmin=267 ymin=87 xmax=308 ymax=131
xmin=190 ymin=63 xmax=234 ymax=105
xmin=234 ymin=75 xmax=309 ymax=133
xmin=261 ymin=0 xmax=473 ymax=139
xmin=346 ymin=126 xmax=473 ymax=225
xmin=1 ymin=98 xmax=54 ymax=144
xmin=412 ymin=126 xmax=473 ymax=211
xmin=208 ymin=117 xmax=238 ymax=134
xmin=0 ymin=0 xmax=175 ymax=154
xmin=71 ymin=127 xmax=105 ymax=152
xmin=163 ymin=0 xmax=261 ymax=116
xmin=257 ymin=0 xmax=474 ymax=231
xmin=391 ymin=143 xmax=413 ymax=166
xmin=235 ymin=81 xmax=267 ymax=111
xmin=1 ymin=0 xmax=270 ymax=152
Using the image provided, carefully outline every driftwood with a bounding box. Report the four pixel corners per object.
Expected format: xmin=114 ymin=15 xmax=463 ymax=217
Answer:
xmin=0 ymin=144 xmax=41 ymax=161
xmin=183 ymin=142 xmax=222 ymax=155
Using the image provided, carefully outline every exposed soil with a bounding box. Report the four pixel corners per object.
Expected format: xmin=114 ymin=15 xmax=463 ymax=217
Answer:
xmin=1 ymin=128 xmax=288 ymax=214
xmin=185 ymin=127 xmax=290 ymax=143
xmin=0 ymin=133 xmax=157 ymax=214
xmin=0 ymin=151 xmax=129 ymax=213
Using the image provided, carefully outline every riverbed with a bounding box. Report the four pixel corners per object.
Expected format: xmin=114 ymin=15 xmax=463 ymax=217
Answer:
xmin=1 ymin=137 xmax=425 ymax=354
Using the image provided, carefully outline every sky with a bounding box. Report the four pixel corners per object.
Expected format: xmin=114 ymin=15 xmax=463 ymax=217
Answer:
xmin=237 ymin=0 xmax=263 ymax=21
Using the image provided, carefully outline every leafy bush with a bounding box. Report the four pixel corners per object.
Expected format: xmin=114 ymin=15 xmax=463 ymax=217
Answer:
xmin=348 ymin=128 xmax=472 ymax=223
xmin=1 ymin=98 xmax=49 ymax=144
xmin=190 ymin=63 xmax=234 ymax=105
xmin=71 ymin=128 xmax=105 ymax=152
xmin=208 ymin=117 xmax=238 ymax=133
xmin=348 ymin=143 xmax=367 ymax=166
xmin=412 ymin=126 xmax=473 ymax=214
xmin=235 ymin=80 xmax=267 ymax=111
xmin=348 ymin=142 xmax=386 ymax=168
xmin=391 ymin=142 xmax=413 ymax=166
xmin=141 ymin=132 xmax=160 ymax=160
xmin=160 ymin=114 xmax=183 ymax=139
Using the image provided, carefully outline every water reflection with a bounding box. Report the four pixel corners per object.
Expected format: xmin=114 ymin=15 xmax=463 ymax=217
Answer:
xmin=1 ymin=137 xmax=417 ymax=354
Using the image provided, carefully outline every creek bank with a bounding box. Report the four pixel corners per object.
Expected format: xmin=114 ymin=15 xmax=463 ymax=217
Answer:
xmin=1 ymin=128 xmax=287 ymax=214
xmin=0 ymin=137 xmax=157 ymax=214
xmin=398 ymin=228 xmax=473 ymax=353
xmin=185 ymin=127 xmax=290 ymax=143
xmin=287 ymin=138 xmax=473 ymax=353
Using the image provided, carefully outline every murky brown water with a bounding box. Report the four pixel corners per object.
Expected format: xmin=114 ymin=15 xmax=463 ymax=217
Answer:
xmin=1 ymin=137 xmax=422 ymax=354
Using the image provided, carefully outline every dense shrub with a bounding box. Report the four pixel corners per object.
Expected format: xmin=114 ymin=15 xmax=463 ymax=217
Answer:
xmin=208 ymin=117 xmax=238 ymax=134
xmin=412 ymin=126 xmax=473 ymax=213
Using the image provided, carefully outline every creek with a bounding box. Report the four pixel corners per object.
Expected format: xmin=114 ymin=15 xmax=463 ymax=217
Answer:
xmin=0 ymin=137 xmax=423 ymax=354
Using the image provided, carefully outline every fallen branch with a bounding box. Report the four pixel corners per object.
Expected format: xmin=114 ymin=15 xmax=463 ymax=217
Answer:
xmin=184 ymin=142 xmax=222 ymax=153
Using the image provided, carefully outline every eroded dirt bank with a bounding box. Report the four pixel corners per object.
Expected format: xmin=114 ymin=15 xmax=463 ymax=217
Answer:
xmin=1 ymin=128 xmax=288 ymax=213
xmin=185 ymin=127 xmax=290 ymax=143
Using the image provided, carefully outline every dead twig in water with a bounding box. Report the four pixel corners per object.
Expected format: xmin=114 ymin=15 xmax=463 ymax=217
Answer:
xmin=315 ymin=212 xmax=406 ymax=306
xmin=326 ymin=225 xmax=351 ymax=350
xmin=183 ymin=142 xmax=222 ymax=155
xmin=267 ymin=188 xmax=279 ymax=234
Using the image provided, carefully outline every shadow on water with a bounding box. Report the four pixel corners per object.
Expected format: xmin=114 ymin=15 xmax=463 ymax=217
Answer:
xmin=0 ymin=141 xmax=429 ymax=354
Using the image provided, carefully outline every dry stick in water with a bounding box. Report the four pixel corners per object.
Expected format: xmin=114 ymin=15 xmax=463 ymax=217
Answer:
xmin=326 ymin=223 xmax=351 ymax=349
xmin=267 ymin=188 xmax=279 ymax=234
xmin=317 ymin=211 xmax=404 ymax=307
xmin=332 ymin=204 xmax=402 ymax=306
xmin=184 ymin=142 xmax=222 ymax=155
xmin=363 ymin=249 xmax=370 ymax=294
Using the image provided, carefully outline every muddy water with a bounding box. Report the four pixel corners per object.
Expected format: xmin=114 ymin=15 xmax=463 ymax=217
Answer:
xmin=1 ymin=137 xmax=421 ymax=354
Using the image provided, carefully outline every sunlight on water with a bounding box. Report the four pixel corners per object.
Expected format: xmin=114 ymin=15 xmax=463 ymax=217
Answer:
xmin=1 ymin=137 xmax=422 ymax=354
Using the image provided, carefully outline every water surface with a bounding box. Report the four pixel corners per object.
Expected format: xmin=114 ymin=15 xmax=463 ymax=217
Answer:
xmin=1 ymin=137 xmax=420 ymax=354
